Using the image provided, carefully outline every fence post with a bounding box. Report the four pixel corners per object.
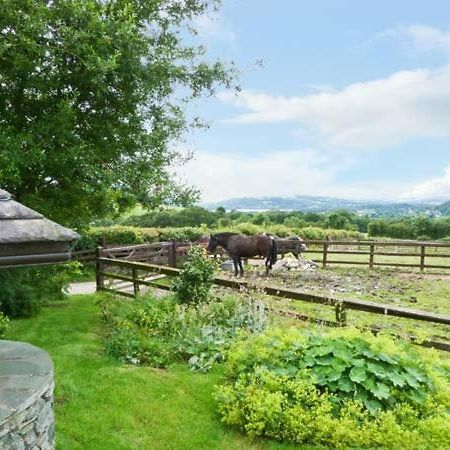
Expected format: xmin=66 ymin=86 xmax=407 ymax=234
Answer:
xmin=168 ymin=240 xmax=177 ymax=267
xmin=335 ymin=302 xmax=347 ymax=327
xmin=132 ymin=268 xmax=140 ymax=297
xmin=420 ymin=245 xmax=426 ymax=272
xmin=322 ymin=241 xmax=329 ymax=269
xmin=96 ymin=246 xmax=105 ymax=291
xmin=369 ymin=244 xmax=375 ymax=269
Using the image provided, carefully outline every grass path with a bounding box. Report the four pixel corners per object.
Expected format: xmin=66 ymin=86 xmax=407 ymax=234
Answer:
xmin=4 ymin=295 xmax=309 ymax=450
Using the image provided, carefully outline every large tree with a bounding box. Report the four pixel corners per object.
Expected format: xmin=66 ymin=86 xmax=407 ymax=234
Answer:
xmin=0 ymin=0 xmax=235 ymax=227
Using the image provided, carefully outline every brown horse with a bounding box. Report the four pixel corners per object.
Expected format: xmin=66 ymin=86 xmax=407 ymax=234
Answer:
xmin=207 ymin=232 xmax=277 ymax=276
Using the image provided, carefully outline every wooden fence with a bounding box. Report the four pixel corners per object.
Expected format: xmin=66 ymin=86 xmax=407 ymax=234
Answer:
xmin=74 ymin=239 xmax=450 ymax=272
xmin=95 ymin=257 xmax=450 ymax=352
xmin=303 ymin=239 xmax=450 ymax=271
xmin=73 ymin=241 xmax=192 ymax=266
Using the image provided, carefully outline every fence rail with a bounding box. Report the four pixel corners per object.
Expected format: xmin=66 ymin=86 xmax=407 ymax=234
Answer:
xmin=303 ymin=239 xmax=450 ymax=271
xmin=74 ymin=238 xmax=450 ymax=271
xmin=96 ymin=257 xmax=450 ymax=352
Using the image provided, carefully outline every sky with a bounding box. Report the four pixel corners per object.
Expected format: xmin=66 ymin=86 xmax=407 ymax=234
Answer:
xmin=177 ymin=0 xmax=450 ymax=203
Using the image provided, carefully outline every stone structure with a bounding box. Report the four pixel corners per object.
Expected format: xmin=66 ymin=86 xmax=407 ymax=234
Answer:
xmin=0 ymin=340 xmax=55 ymax=449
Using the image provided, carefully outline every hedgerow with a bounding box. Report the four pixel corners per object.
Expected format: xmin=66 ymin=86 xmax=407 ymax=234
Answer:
xmin=76 ymin=224 xmax=361 ymax=249
xmin=215 ymin=327 xmax=450 ymax=449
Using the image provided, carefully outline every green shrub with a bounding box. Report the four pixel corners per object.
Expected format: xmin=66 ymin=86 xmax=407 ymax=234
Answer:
xmin=0 ymin=263 xmax=79 ymax=317
xmin=172 ymin=246 xmax=218 ymax=305
xmin=100 ymin=292 xmax=268 ymax=371
xmin=1 ymin=262 xmax=80 ymax=317
xmin=215 ymin=327 xmax=450 ymax=449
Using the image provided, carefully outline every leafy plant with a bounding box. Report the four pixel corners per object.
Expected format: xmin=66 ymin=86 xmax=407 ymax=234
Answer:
xmin=0 ymin=263 xmax=80 ymax=317
xmin=172 ymin=246 xmax=218 ymax=304
xmin=100 ymin=292 xmax=268 ymax=371
xmin=215 ymin=328 xmax=450 ymax=448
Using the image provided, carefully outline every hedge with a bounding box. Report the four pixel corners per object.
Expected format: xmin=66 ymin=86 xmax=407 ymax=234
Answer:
xmin=75 ymin=225 xmax=362 ymax=250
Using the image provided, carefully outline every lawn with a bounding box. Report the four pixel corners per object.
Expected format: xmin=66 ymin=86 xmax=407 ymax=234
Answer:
xmin=4 ymin=294 xmax=314 ymax=450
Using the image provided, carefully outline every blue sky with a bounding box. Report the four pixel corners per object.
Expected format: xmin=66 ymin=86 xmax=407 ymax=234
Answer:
xmin=177 ymin=0 xmax=450 ymax=203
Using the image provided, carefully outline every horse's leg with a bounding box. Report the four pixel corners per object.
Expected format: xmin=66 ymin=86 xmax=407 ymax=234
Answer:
xmin=264 ymin=256 xmax=270 ymax=275
xmin=232 ymin=257 xmax=239 ymax=276
xmin=238 ymin=257 xmax=244 ymax=277
xmin=293 ymin=251 xmax=299 ymax=260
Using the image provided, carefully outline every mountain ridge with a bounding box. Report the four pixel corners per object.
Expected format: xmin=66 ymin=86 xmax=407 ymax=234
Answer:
xmin=202 ymin=195 xmax=448 ymax=217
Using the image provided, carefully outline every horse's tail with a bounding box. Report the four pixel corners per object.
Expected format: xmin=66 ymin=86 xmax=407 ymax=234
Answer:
xmin=270 ymin=236 xmax=278 ymax=265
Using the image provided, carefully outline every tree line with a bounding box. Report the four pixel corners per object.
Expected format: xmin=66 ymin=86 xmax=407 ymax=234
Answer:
xmin=114 ymin=206 xmax=450 ymax=240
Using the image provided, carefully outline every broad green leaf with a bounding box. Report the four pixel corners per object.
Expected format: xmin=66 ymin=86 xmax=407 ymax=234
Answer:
xmin=338 ymin=377 xmax=355 ymax=393
xmin=367 ymin=362 xmax=388 ymax=379
xmin=331 ymin=358 xmax=348 ymax=373
xmin=363 ymin=399 xmax=383 ymax=414
xmin=315 ymin=354 xmax=334 ymax=366
xmin=386 ymin=371 xmax=406 ymax=387
xmin=378 ymin=353 xmax=398 ymax=365
xmin=349 ymin=367 xmax=367 ymax=383
xmin=371 ymin=382 xmax=391 ymax=400
xmin=407 ymin=388 xmax=427 ymax=404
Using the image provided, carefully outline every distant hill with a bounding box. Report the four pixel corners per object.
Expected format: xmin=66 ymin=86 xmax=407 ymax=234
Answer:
xmin=438 ymin=200 xmax=450 ymax=216
xmin=202 ymin=195 xmax=445 ymax=217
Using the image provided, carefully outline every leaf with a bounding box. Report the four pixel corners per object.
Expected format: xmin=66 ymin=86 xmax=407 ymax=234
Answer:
xmin=367 ymin=362 xmax=388 ymax=379
xmin=363 ymin=399 xmax=383 ymax=414
xmin=306 ymin=345 xmax=333 ymax=357
xmin=404 ymin=372 xmax=420 ymax=389
xmin=378 ymin=353 xmax=398 ymax=365
xmin=188 ymin=355 xmax=199 ymax=365
xmin=407 ymin=388 xmax=427 ymax=404
xmin=303 ymin=355 xmax=316 ymax=367
xmin=349 ymin=367 xmax=367 ymax=383
xmin=331 ymin=358 xmax=348 ymax=373
xmin=386 ymin=371 xmax=407 ymax=387
xmin=405 ymin=366 xmax=427 ymax=383
xmin=351 ymin=358 xmax=366 ymax=368
xmin=338 ymin=376 xmax=355 ymax=393
xmin=315 ymin=354 xmax=334 ymax=366
xmin=371 ymin=382 xmax=391 ymax=400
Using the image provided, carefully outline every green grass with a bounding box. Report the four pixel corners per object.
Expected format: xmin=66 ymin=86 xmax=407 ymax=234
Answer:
xmin=4 ymin=295 xmax=316 ymax=450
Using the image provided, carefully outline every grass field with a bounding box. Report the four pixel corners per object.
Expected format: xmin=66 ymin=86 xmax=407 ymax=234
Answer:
xmin=4 ymin=295 xmax=318 ymax=450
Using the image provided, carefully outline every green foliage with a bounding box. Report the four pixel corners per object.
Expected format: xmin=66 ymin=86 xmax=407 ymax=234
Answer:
xmin=0 ymin=311 xmax=10 ymax=337
xmin=76 ymin=225 xmax=204 ymax=249
xmin=173 ymin=246 xmax=218 ymax=305
xmin=122 ymin=206 xmax=218 ymax=228
xmin=101 ymin=292 xmax=268 ymax=372
xmin=0 ymin=262 xmax=80 ymax=317
xmin=369 ymin=215 xmax=450 ymax=240
xmin=0 ymin=0 xmax=235 ymax=227
xmin=77 ymin=223 xmax=361 ymax=250
xmin=4 ymin=294 xmax=278 ymax=450
xmin=216 ymin=328 xmax=450 ymax=449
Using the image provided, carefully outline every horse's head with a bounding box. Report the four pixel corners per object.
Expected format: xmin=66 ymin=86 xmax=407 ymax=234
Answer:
xmin=290 ymin=235 xmax=307 ymax=252
xmin=206 ymin=235 xmax=218 ymax=254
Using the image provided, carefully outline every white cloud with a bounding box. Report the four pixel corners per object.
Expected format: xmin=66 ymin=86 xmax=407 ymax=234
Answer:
xmin=402 ymin=165 xmax=450 ymax=201
xmin=177 ymin=149 xmax=337 ymax=202
xmin=381 ymin=24 xmax=450 ymax=53
xmin=218 ymin=65 xmax=450 ymax=149
xmin=176 ymin=148 xmax=415 ymax=203
xmin=194 ymin=13 xmax=235 ymax=43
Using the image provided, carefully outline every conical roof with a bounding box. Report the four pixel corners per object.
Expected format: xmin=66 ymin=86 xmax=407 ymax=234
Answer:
xmin=0 ymin=189 xmax=79 ymax=244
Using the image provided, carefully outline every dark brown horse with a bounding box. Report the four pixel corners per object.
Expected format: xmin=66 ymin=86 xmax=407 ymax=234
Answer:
xmin=207 ymin=232 xmax=277 ymax=276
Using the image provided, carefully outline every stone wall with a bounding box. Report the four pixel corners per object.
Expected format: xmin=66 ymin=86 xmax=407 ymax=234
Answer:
xmin=0 ymin=340 xmax=55 ymax=450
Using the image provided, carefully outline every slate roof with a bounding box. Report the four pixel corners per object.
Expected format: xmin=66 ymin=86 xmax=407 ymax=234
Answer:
xmin=0 ymin=189 xmax=79 ymax=244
